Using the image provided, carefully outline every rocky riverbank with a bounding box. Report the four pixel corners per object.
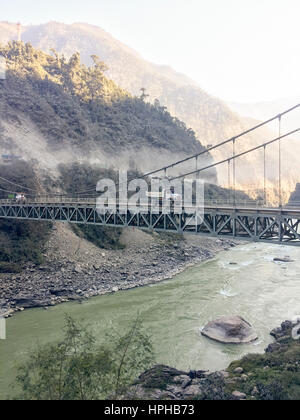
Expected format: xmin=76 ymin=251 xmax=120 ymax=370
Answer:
xmin=125 ymin=319 xmax=300 ymax=400
xmin=0 ymin=223 xmax=237 ymax=317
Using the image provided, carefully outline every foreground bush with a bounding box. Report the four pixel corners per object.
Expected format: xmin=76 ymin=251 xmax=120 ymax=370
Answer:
xmin=14 ymin=315 xmax=154 ymax=400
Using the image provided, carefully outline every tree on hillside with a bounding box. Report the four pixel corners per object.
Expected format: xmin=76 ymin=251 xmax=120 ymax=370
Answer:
xmin=91 ymin=54 xmax=108 ymax=74
xmin=0 ymin=41 xmax=210 ymax=161
xmin=154 ymin=98 xmax=160 ymax=108
xmin=140 ymin=87 xmax=149 ymax=101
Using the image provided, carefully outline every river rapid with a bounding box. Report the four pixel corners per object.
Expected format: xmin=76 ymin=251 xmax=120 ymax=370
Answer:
xmin=1 ymin=242 xmax=300 ymax=399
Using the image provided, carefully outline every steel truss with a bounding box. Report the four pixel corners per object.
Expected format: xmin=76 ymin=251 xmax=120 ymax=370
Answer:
xmin=0 ymin=203 xmax=300 ymax=246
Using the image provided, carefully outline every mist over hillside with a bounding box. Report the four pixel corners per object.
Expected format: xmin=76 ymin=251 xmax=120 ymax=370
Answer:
xmin=0 ymin=41 xmax=217 ymax=185
xmin=0 ymin=21 xmax=299 ymax=202
xmin=0 ymin=21 xmax=250 ymax=145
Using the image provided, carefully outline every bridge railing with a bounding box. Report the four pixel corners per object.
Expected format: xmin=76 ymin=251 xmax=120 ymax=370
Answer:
xmin=1 ymin=197 xmax=300 ymax=210
xmin=0 ymin=197 xmax=98 ymax=205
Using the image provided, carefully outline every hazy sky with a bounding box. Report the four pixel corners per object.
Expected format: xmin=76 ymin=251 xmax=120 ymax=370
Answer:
xmin=1 ymin=0 xmax=300 ymax=103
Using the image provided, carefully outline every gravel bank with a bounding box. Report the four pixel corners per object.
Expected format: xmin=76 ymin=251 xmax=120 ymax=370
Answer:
xmin=0 ymin=223 xmax=238 ymax=317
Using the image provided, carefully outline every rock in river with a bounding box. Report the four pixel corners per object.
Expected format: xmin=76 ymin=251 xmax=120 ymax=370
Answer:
xmin=273 ymin=257 xmax=294 ymax=263
xmin=201 ymin=315 xmax=258 ymax=344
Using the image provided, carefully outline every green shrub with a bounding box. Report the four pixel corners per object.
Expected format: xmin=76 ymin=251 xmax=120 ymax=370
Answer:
xmin=0 ymin=160 xmax=52 ymax=268
xmin=0 ymin=219 xmax=52 ymax=267
xmin=71 ymin=224 xmax=124 ymax=250
xmin=227 ymin=340 xmax=300 ymax=400
xmin=0 ymin=261 xmax=21 ymax=273
xmin=14 ymin=315 xmax=154 ymax=400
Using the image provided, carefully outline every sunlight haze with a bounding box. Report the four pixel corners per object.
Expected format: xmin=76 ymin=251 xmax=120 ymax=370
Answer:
xmin=1 ymin=0 xmax=299 ymax=103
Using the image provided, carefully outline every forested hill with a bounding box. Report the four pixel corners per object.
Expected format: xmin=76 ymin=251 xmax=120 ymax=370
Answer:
xmin=0 ymin=21 xmax=249 ymax=146
xmin=0 ymin=41 xmax=215 ymax=180
xmin=0 ymin=41 xmax=217 ymax=272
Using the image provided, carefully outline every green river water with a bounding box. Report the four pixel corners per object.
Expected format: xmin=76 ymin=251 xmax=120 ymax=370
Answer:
xmin=1 ymin=242 xmax=300 ymax=399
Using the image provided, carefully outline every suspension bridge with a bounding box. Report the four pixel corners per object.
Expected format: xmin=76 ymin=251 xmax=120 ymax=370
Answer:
xmin=0 ymin=104 xmax=300 ymax=246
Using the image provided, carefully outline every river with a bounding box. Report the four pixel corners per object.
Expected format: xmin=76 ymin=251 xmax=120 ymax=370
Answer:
xmin=1 ymin=242 xmax=300 ymax=399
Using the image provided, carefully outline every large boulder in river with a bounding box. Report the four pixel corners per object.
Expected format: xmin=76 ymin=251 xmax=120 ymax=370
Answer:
xmin=201 ymin=315 xmax=258 ymax=344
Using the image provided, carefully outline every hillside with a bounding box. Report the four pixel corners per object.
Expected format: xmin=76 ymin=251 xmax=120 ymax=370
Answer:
xmin=0 ymin=41 xmax=214 ymax=181
xmin=0 ymin=21 xmax=298 ymax=203
xmin=0 ymin=41 xmax=217 ymax=272
xmin=0 ymin=21 xmax=245 ymax=146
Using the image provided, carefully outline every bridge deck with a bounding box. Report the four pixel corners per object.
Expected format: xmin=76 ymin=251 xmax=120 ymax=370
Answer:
xmin=0 ymin=201 xmax=299 ymax=246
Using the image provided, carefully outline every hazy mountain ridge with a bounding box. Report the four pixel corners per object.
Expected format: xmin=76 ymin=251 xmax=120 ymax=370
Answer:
xmin=0 ymin=22 xmax=247 ymax=143
xmin=0 ymin=21 xmax=298 ymax=202
xmin=0 ymin=41 xmax=217 ymax=270
xmin=0 ymin=22 xmax=272 ymax=188
xmin=0 ymin=41 xmax=215 ymax=183
xmin=228 ymin=98 xmax=300 ymax=136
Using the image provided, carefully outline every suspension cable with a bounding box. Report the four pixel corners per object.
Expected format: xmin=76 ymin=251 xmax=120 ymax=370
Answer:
xmin=263 ymin=145 xmax=266 ymax=205
xmin=170 ymin=127 xmax=300 ymax=181
xmin=1 ymin=104 xmax=299 ymax=197
xmin=69 ymin=103 xmax=300 ymax=195
xmin=0 ymin=175 xmax=38 ymax=192
xmin=278 ymin=115 xmax=282 ymax=207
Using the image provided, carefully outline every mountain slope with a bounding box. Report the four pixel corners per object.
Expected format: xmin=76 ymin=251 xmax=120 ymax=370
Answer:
xmin=0 ymin=41 xmax=217 ymax=272
xmin=0 ymin=41 xmax=214 ymax=182
xmin=0 ymin=21 xmax=248 ymax=146
xmin=0 ymin=22 xmax=298 ymax=202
